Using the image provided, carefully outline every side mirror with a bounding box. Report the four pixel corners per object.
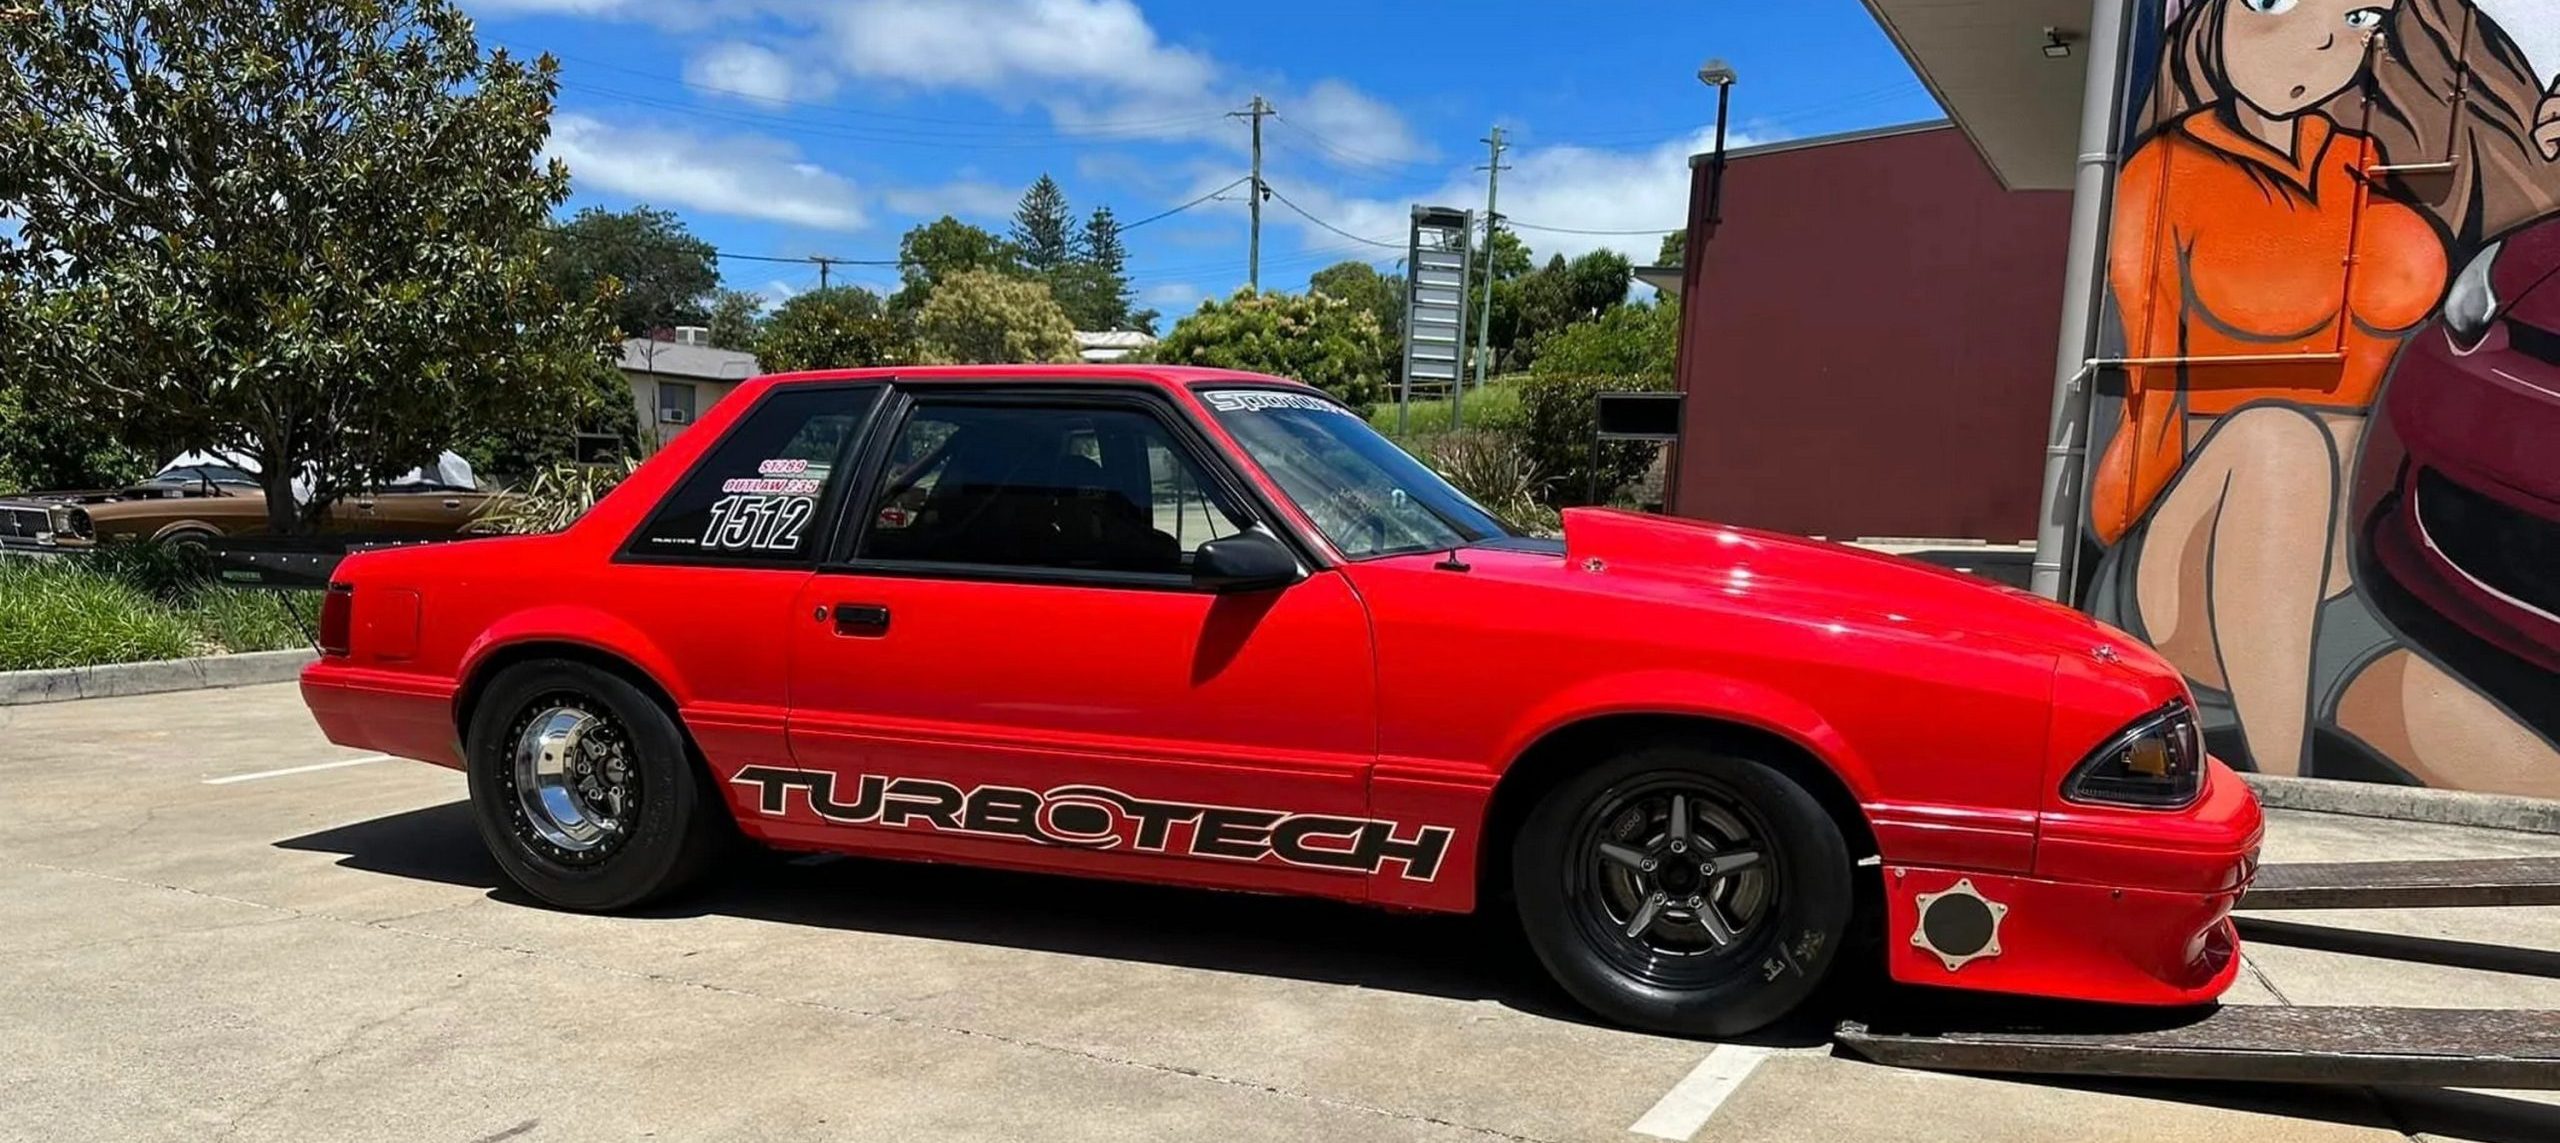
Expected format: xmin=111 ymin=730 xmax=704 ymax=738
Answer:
xmin=1192 ymin=529 xmax=1302 ymax=593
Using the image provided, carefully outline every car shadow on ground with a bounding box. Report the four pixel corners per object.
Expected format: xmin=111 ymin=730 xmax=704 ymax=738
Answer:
xmin=273 ymin=799 xmax=1842 ymax=1047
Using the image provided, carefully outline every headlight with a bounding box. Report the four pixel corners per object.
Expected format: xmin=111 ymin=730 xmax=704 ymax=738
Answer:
xmin=47 ymin=505 xmax=93 ymax=540
xmin=2443 ymin=241 xmax=2502 ymax=351
xmin=2063 ymin=700 xmax=2205 ymax=809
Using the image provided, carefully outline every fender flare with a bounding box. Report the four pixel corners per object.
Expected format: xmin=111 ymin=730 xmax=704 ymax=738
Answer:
xmin=1490 ymin=667 xmax=1878 ymax=802
xmin=454 ymin=605 xmax=696 ymax=720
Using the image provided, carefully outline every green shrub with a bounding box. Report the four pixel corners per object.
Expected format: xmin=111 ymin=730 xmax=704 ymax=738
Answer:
xmin=183 ymin=586 xmax=315 ymax=654
xmin=1426 ymin=430 xmax=1558 ymax=536
xmin=1511 ymin=372 xmax=1673 ymax=508
xmin=471 ymin=459 xmax=637 ymax=535
xmin=0 ymin=558 xmax=198 ymax=670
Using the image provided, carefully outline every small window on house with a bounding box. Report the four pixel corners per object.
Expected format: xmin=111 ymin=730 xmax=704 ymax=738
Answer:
xmin=658 ymin=381 xmax=698 ymax=426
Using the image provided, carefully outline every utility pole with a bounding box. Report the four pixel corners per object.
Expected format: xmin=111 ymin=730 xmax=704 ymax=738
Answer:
xmin=1470 ymin=126 xmax=1509 ymax=400
xmin=1229 ymin=95 xmax=1273 ymax=291
xmin=812 ymin=255 xmax=834 ymax=291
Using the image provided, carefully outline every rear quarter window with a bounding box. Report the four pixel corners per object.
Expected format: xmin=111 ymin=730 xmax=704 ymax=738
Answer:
xmin=627 ymin=385 xmax=880 ymax=563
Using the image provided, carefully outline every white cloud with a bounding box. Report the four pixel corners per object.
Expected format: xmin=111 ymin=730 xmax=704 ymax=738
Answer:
xmin=823 ymin=0 xmax=1213 ymax=98
xmin=1140 ymin=281 xmax=1209 ymax=310
xmin=1286 ymin=79 xmax=1425 ymax=165
xmin=546 ymin=113 xmax=869 ymax=232
xmin=683 ymin=41 xmax=833 ymax=105
xmin=881 ymin=178 xmax=1021 ymax=221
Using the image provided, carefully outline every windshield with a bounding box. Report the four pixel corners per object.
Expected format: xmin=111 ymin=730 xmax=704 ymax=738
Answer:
xmin=1200 ymin=388 xmax=1510 ymax=559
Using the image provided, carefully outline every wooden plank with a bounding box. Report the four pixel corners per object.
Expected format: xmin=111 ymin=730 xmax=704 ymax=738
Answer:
xmin=1837 ymin=1006 xmax=2560 ymax=1088
xmin=2243 ymin=856 xmax=2560 ymax=910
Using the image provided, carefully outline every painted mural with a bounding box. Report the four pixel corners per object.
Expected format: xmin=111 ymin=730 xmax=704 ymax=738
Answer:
xmin=2087 ymin=0 xmax=2560 ymax=796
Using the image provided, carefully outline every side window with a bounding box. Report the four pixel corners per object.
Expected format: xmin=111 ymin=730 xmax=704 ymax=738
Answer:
xmin=856 ymin=402 xmax=1248 ymax=576
xmin=628 ymin=385 xmax=879 ymax=562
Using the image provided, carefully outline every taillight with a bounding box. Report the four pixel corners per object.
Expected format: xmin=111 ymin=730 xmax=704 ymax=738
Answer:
xmin=319 ymin=583 xmax=354 ymax=657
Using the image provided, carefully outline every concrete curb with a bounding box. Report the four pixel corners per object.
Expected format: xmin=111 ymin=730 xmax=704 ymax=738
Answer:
xmin=0 ymin=648 xmax=315 ymax=706
xmin=2244 ymin=773 xmax=2560 ymax=836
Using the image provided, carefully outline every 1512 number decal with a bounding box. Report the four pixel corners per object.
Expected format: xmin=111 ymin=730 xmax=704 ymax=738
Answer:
xmin=700 ymin=493 xmax=814 ymax=551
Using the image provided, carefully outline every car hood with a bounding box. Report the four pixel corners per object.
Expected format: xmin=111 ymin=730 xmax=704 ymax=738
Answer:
xmin=1557 ymin=508 xmax=2145 ymax=665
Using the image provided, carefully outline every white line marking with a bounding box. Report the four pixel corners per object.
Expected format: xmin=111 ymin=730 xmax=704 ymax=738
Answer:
xmin=203 ymin=754 xmax=392 ymax=785
xmin=1628 ymin=1044 xmax=1772 ymax=1141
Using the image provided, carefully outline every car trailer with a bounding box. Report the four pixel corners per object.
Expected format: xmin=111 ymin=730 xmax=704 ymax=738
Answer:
xmin=1839 ymin=856 xmax=2560 ymax=1088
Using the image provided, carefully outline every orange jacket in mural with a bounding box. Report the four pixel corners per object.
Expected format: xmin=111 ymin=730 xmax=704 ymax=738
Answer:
xmin=2094 ymin=109 xmax=2448 ymax=544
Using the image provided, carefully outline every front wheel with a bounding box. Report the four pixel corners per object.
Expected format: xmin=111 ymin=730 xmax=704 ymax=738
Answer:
xmin=1513 ymin=742 xmax=1853 ymax=1037
xmin=464 ymin=659 xmax=729 ymax=911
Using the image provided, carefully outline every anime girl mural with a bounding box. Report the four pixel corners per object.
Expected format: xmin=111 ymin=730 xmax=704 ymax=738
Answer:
xmin=2088 ymin=0 xmax=2560 ymax=795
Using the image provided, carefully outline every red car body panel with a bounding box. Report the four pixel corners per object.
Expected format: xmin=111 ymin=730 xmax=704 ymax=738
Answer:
xmin=302 ymin=364 xmax=2261 ymax=1008
xmin=2363 ymin=218 xmax=2560 ymax=672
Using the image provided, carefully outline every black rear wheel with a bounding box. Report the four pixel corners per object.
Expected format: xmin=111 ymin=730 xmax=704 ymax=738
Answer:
xmin=465 ymin=660 xmax=728 ymax=911
xmin=1514 ymin=742 xmax=1852 ymax=1037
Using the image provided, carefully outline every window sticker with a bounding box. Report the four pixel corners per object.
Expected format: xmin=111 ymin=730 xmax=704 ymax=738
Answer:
xmin=699 ymin=493 xmax=816 ymax=551
xmin=1203 ymin=390 xmax=1347 ymax=415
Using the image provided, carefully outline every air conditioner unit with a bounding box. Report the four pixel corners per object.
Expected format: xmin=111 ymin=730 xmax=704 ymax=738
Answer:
xmin=658 ymin=408 xmax=690 ymax=424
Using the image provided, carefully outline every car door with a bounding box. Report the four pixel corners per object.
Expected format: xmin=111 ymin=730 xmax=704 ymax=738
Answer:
xmin=611 ymin=382 xmax=886 ymax=784
xmin=776 ymin=387 xmax=1411 ymax=901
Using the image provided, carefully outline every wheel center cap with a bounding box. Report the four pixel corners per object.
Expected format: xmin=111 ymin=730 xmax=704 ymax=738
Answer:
xmin=1660 ymin=860 xmax=1701 ymax=894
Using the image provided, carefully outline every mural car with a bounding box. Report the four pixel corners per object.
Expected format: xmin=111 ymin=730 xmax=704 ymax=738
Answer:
xmin=301 ymin=366 xmax=2263 ymax=1037
xmin=0 ymin=451 xmax=498 ymax=548
xmin=2085 ymin=0 xmax=2560 ymax=797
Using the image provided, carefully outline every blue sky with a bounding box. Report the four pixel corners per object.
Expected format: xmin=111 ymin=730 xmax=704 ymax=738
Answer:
xmin=466 ymin=0 xmax=1941 ymax=317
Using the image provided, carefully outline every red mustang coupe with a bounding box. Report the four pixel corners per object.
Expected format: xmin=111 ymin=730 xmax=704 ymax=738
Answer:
xmin=301 ymin=366 xmax=2261 ymax=1036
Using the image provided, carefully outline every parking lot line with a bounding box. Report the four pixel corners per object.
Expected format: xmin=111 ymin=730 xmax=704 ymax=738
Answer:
xmin=1627 ymin=1043 xmax=1770 ymax=1140
xmin=202 ymin=754 xmax=392 ymax=785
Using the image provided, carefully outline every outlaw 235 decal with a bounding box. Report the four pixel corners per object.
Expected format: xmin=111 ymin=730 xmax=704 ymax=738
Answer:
xmin=732 ymin=767 xmax=1454 ymax=882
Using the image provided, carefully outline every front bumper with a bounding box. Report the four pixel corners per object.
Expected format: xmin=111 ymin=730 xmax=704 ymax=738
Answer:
xmin=1882 ymin=759 xmax=2261 ymax=1005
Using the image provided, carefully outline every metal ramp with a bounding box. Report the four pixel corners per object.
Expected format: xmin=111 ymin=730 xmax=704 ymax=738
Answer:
xmin=1840 ymin=856 xmax=2560 ymax=1089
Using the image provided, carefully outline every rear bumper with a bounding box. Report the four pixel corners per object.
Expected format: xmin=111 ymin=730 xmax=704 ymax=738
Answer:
xmin=299 ymin=659 xmax=463 ymax=769
xmin=1883 ymin=760 xmax=2261 ymax=1005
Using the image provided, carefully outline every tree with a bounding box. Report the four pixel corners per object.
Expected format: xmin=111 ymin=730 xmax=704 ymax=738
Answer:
xmin=891 ymin=216 xmax=1018 ymax=313
xmin=707 ymin=289 xmax=765 ymax=352
xmin=0 ymin=0 xmax=615 ymax=533
xmin=1657 ymin=229 xmax=1687 ymax=266
xmin=1054 ymin=205 xmax=1141 ymax=331
xmin=461 ymin=351 xmax=638 ymax=480
xmin=546 ymin=205 xmax=720 ymax=337
xmin=1308 ymin=260 xmax=1405 ymax=343
xmin=756 ymin=287 xmax=905 ymax=372
xmin=1150 ymin=289 xmax=1395 ymax=415
xmin=1529 ymin=300 xmax=1679 ymax=381
xmin=0 ymin=381 xmax=148 ymax=492
xmin=912 ymin=270 xmax=1080 ymax=365
xmin=1010 ymin=174 xmax=1075 ymax=275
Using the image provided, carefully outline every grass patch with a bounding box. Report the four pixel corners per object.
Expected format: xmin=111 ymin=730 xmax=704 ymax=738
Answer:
xmin=1369 ymin=377 xmax=1523 ymax=442
xmin=0 ymin=553 xmax=317 ymax=671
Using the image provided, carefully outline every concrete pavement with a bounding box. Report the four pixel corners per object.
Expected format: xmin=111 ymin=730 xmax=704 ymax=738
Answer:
xmin=3 ymin=683 xmax=2556 ymax=1141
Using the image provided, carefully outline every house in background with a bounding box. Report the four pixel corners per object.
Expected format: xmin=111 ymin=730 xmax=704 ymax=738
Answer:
xmin=618 ymin=328 xmax=758 ymax=454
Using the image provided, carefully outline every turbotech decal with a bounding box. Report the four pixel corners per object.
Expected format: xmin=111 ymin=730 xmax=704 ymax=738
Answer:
xmin=732 ymin=767 xmax=1453 ymax=881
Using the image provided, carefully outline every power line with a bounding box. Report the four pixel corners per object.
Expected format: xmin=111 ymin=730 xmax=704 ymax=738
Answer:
xmin=711 ymin=250 xmax=896 ymax=267
xmin=1259 ymin=185 xmax=1402 ymax=249
xmin=1503 ymin=220 xmax=1681 ymax=236
xmin=1267 ymin=114 xmax=1439 ymax=176
xmin=1122 ymin=176 xmax=1252 ymax=231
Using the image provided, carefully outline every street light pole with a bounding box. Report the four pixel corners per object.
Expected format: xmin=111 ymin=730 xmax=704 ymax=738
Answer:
xmin=1698 ymin=59 xmax=1738 ymax=225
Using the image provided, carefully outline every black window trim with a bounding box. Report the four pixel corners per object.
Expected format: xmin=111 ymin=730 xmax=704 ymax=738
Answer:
xmin=614 ymin=380 xmax=889 ymax=569
xmin=817 ymin=381 xmax=1324 ymax=592
xmin=1185 ymin=377 xmax=1515 ymax=562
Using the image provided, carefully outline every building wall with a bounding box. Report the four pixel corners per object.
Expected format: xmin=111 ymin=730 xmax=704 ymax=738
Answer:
xmin=1671 ymin=125 xmax=2073 ymax=541
xmin=2082 ymin=0 xmax=2560 ymax=796
xmin=622 ymin=370 xmax=741 ymax=455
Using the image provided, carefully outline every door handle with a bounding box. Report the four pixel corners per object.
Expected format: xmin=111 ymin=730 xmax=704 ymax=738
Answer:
xmin=834 ymin=603 xmax=891 ymax=637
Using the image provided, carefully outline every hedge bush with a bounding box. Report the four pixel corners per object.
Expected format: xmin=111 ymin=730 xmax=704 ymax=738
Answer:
xmin=0 ymin=548 xmax=316 ymax=671
xmin=1510 ymin=372 xmax=1673 ymax=508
